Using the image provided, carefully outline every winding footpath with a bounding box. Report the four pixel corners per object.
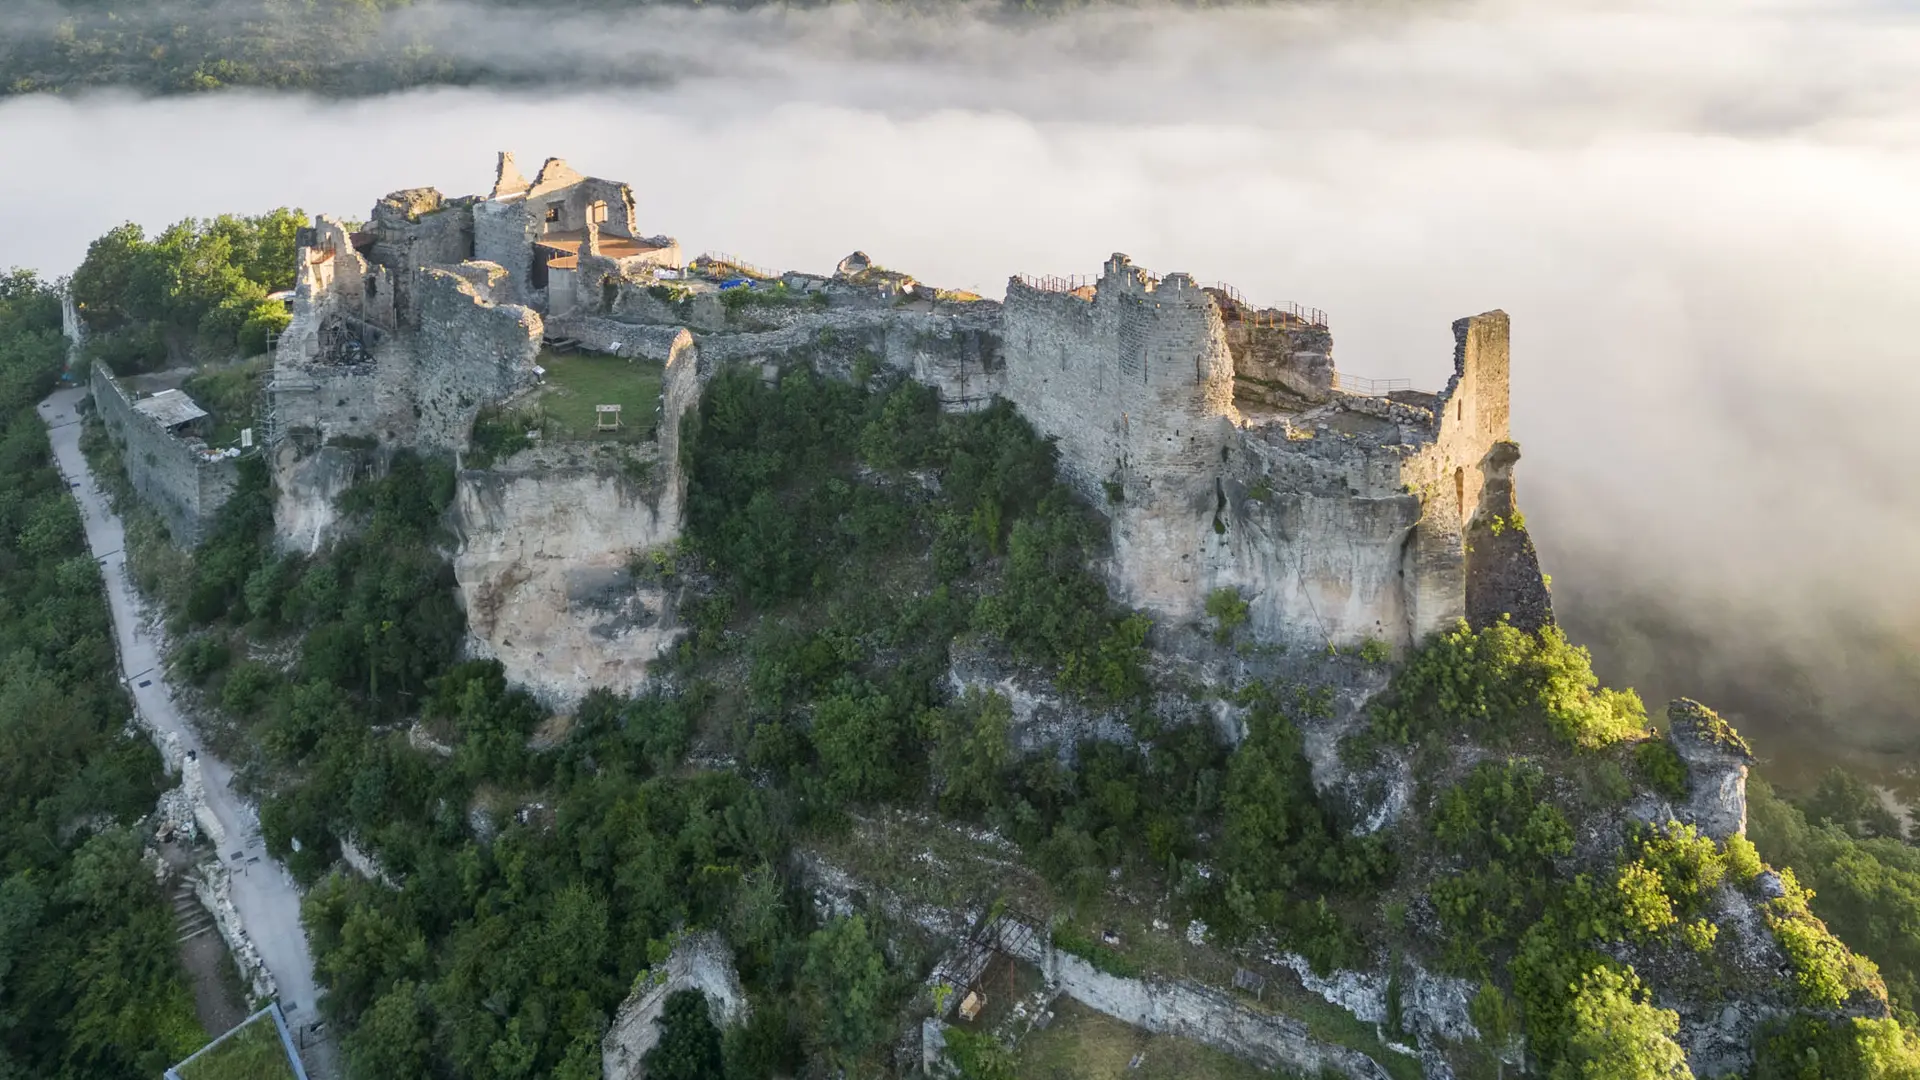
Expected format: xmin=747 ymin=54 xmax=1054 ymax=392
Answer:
xmin=37 ymin=387 xmax=337 ymax=1078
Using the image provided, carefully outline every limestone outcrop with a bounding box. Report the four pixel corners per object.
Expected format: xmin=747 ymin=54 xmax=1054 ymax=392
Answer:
xmin=452 ymin=441 xmax=682 ymax=705
xmin=1666 ymin=697 xmax=1756 ymax=841
xmin=601 ymin=932 xmax=749 ymax=1080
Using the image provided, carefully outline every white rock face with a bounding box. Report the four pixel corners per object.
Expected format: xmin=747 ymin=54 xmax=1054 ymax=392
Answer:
xmin=452 ymin=442 xmax=682 ymax=706
xmin=272 ymin=443 xmax=376 ymax=554
xmin=602 ymin=932 xmax=749 ymax=1080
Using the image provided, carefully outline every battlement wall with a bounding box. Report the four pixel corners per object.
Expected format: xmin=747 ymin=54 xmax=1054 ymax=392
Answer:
xmin=1001 ymin=255 xmax=1238 ymax=507
xmin=90 ymin=363 xmax=239 ymax=546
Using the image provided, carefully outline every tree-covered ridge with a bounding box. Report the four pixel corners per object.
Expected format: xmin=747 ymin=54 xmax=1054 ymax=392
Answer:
xmin=0 ymin=270 xmax=204 ymax=1078
xmin=45 ymin=207 xmax=1920 ymax=1078
xmin=1 ymin=0 xmax=1056 ymax=98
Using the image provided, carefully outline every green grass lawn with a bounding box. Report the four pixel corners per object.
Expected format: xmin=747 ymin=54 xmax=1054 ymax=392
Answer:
xmin=535 ymin=348 xmax=664 ymax=442
xmin=175 ymin=1009 xmax=298 ymax=1080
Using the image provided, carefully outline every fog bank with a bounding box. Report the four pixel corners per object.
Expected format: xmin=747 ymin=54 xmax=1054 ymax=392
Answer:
xmin=3 ymin=0 xmax=1917 ymax=778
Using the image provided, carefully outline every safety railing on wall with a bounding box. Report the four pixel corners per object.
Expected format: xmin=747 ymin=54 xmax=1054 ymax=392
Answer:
xmin=1331 ymin=373 xmax=1414 ymax=396
xmin=1207 ymin=281 xmax=1329 ymax=329
xmin=695 ymin=252 xmax=777 ymax=280
xmin=1013 ymin=273 xmax=1099 ymax=293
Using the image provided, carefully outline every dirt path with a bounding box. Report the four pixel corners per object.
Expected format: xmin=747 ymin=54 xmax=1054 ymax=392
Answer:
xmin=37 ymin=387 xmax=338 ymax=1079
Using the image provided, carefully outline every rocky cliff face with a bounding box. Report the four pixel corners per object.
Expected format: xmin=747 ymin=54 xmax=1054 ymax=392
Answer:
xmin=452 ymin=441 xmax=683 ymax=705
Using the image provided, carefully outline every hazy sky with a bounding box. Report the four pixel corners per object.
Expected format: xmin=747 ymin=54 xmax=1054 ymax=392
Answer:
xmin=4 ymin=0 xmax=1918 ymax=755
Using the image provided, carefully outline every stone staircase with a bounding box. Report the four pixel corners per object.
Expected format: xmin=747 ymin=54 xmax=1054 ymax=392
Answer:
xmin=172 ymin=877 xmax=216 ymax=945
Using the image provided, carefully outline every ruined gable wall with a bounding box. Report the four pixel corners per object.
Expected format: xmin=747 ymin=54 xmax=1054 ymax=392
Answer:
xmin=276 ymin=218 xmax=392 ymax=366
xmin=368 ymin=192 xmax=476 ymax=326
xmin=409 ymin=264 xmax=542 ymax=450
xmin=1401 ymin=311 xmax=1514 ymax=640
xmin=272 ymin=218 xmax=415 ymax=448
xmin=90 ymin=363 xmax=238 ymax=546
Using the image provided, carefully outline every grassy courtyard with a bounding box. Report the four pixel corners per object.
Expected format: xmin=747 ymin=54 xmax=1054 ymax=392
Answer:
xmin=535 ymin=348 xmax=664 ymax=442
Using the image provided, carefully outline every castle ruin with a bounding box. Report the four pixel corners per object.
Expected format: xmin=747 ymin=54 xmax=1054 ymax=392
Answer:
xmin=999 ymin=256 xmax=1546 ymax=653
xmin=262 ymin=151 xmax=1549 ymax=698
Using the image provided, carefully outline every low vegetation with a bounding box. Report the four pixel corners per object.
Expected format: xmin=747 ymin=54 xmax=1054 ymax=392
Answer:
xmin=174 ymin=1010 xmax=300 ymax=1080
xmin=532 ymin=348 xmax=665 ymax=442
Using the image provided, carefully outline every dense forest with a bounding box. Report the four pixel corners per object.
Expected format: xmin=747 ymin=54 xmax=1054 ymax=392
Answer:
xmin=0 ymin=272 xmax=207 ymax=1078
xmin=17 ymin=213 xmax=1920 ymax=1079
xmin=0 ymin=0 xmax=1035 ymax=98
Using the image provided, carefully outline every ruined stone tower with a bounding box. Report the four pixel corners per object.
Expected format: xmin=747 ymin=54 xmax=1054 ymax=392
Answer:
xmin=1002 ymin=256 xmax=1541 ymax=652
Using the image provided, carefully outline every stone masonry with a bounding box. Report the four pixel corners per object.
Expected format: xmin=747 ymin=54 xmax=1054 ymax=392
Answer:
xmin=89 ymin=363 xmax=240 ymax=546
xmin=1000 ymin=256 xmax=1535 ymax=653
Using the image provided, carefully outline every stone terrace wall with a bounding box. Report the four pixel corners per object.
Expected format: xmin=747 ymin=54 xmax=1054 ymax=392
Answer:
xmin=90 ymin=363 xmax=238 ymax=546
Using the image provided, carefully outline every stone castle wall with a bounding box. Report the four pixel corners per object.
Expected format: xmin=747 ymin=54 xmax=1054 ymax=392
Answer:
xmin=473 ymin=197 xmax=540 ymax=303
xmin=90 ymin=363 xmax=239 ymax=546
xmin=1000 ymin=252 xmax=1525 ymax=652
xmin=266 ymin=155 xmax=1540 ymax=680
xmin=410 ymin=265 xmax=543 ymax=450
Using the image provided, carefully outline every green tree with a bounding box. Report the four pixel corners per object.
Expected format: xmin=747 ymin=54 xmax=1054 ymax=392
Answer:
xmin=800 ymin=916 xmax=893 ymax=1067
xmin=1470 ymin=982 xmax=1524 ymax=1078
xmin=643 ymin=990 xmax=725 ymax=1080
xmin=1551 ymin=966 xmax=1692 ymax=1080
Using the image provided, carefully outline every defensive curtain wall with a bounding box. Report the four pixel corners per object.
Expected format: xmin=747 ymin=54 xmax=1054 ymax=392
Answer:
xmin=89 ymin=363 xmax=241 ymax=547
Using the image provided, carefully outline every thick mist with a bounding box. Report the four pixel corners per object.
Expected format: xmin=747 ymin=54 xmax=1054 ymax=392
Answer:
xmin=4 ymin=0 xmax=1917 ymax=782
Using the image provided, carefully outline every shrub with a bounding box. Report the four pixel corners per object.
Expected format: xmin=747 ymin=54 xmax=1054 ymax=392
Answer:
xmin=1206 ymin=586 xmax=1250 ymax=644
xmin=1753 ymin=1016 xmax=1920 ymax=1080
xmin=1634 ymin=736 xmax=1690 ymax=802
xmin=642 ymin=989 xmax=725 ymax=1080
xmin=1556 ymin=965 xmax=1690 ymax=1080
xmin=1373 ymin=619 xmax=1644 ymax=749
xmin=1614 ymin=864 xmax=1678 ymax=942
xmin=1723 ymin=834 xmax=1763 ymax=885
xmin=174 ymin=636 xmax=231 ymax=686
xmin=1765 ymin=868 xmax=1885 ymax=1009
xmin=943 ymin=1028 xmax=1016 ymax=1080
xmin=1626 ymin=820 xmax=1726 ymax=921
xmin=220 ymin=659 xmax=280 ymax=717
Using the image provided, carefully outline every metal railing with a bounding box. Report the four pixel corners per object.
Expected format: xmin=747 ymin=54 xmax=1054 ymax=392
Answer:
xmin=1332 ymin=373 xmax=1414 ymax=396
xmin=695 ymin=252 xmax=777 ymax=280
xmin=1014 ymin=273 xmax=1099 ymax=293
xmin=1207 ymin=281 xmax=1329 ymax=329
